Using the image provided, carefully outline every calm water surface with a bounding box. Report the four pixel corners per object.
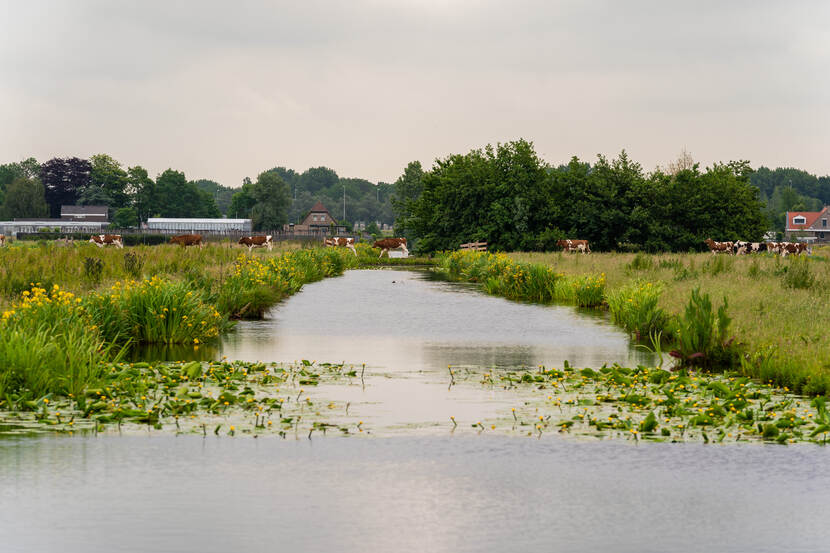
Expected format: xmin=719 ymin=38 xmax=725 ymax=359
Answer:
xmin=1 ymin=436 xmax=828 ymax=553
xmin=214 ymin=268 xmax=655 ymax=369
xmin=6 ymin=269 xmax=826 ymax=551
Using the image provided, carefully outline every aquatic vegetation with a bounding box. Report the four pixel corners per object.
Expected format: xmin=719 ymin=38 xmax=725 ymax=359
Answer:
xmin=472 ymin=363 xmax=830 ymax=445
xmin=0 ymin=360 xmax=362 ymax=438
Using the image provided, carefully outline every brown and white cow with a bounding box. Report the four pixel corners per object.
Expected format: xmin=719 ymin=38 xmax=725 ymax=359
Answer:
xmin=373 ymin=237 xmax=409 ymax=258
xmin=170 ymin=234 xmax=204 ymax=248
xmin=89 ymin=234 xmax=124 ymax=249
xmin=238 ymin=235 xmax=273 ymax=252
xmin=556 ymin=239 xmax=591 ymax=254
xmin=323 ymin=236 xmax=356 ymax=256
xmin=779 ymin=242 xmax=810 ymax=257
xmin=733 ymin=241 xmax=768 ymax=255
xmin=766 ymin=242 xmax=781 ymax=255
xmin=0 ymin=234 xmax=5 ymax=247
xmin=704 ymin=238 xmax=733 ymax=255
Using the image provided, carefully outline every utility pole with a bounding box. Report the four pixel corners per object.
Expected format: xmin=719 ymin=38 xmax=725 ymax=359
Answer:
xmin=343 ymin=186 xmax=346 ymax=221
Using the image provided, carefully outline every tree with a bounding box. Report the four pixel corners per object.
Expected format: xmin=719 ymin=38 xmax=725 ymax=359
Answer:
xmin=249 ymin=171 xmax=291 ymax=230
xmin=127 ymin=166 xmax=157 ymax=222
xmin=228 ymin=188 xmax=256 ymax=219
xmin=153 ymin=169 xmax=219 ymax=218
xmin=410 ymin=139 xmax=552 ymax=252
xmin=77 ymin=185 xmax=113 ymax=207
xmin=40 ymin=157 xmax=92 ymax=217
xmin=0 ymin=157 xmax=40 ymax=205
xmin=392 ymin=161 xmax=424 ymax=241
xmin=89 ymin=154 xmax=129 ymax=209
xmin=193 ymin=179 xmax=234 ymax=215
xmin=111 ymin=207 xmax=139 ymax=228
xmin=0 ymin=178 xmax=49 ymax=220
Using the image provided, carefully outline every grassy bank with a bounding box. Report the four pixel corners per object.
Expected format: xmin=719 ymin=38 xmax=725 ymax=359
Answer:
xmin=0 ymin=241 xmax=431 ymax=402
xmin=475 ymin=250 xmax=829 ymax=396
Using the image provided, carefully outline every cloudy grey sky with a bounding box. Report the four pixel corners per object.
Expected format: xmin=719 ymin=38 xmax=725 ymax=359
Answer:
xmin=2 ymin=1 xmax=828 ymax=186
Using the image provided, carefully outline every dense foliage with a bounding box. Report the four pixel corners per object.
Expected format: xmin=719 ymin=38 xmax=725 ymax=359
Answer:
xmin=407 ymin=140 xmax=768 ymax=253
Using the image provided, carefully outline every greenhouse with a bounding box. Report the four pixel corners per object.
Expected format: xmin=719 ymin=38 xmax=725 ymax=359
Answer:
xmin=146 ymin=218 xmax=252 ymax=232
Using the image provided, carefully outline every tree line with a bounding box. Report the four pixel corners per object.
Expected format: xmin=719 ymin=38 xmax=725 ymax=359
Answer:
xmin=392 ymin=139 xmax=780 ymax=253
xmin=0 ymin=156 xmax=394 ymax=231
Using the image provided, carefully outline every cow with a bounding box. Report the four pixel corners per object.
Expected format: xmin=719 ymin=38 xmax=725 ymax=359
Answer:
xmin=732 ymin=241 xmax=767 ymax=255
xmin=779 ymin=242 xmax=810 ymax=257
xmin=732 ymin=241 xmax=750 ymax=255
xmin=89 ymin=234 xmax=124 ymax=249
xmin=766 ymin=242 xmax=781 ymax=255
xmin=373 ymin=237 xmax=409 ymax=258
xmin=556 ymin=239 xmax=591 ymax=254
xmin=170 ymin=234 xmax=204 ymax=248
xmin=238 ymin=235 xmax=273 ymax=252
xmin=323 ymin=236 xmax=356 ymax=256
xmin=55 ymin=237 xmax=74 ymax=247
xmin=0 ymin=235 xmax=5 ymax=247
xmin=704 ymin=238 xmax=733 ymax=255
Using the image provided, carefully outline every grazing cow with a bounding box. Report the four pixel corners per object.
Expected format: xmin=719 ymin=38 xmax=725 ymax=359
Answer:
xmin=704 ymin=238 xmax=733 ymax=255
xmin=748 ymin=242 xmax=767 ymax=254
xmin=170 ymin=234 xmax=204 ymax=248
xmin=556 ymin=239 xmax=591 ymax=254
xmin=766 ymin=242 xmax=781 ymax=255
xmin=238 ymin=235 xmax=273 ymax=252
xmin=323 ymin=236 xmax=356 ymax=256
xmin=779 ymin=242 xmax=810 ymax=257
xmin=732 ymin=241 xmax=750 ymax=255
xmin=373 ymin=237 xmax=409 ymax=258
xmin=89 ymin=234 xmax=124 ymax=249
xmin=732 ymin=241 xmax=767 ymax=255
xmin=0 ymin=234 xmax=5 ymax=247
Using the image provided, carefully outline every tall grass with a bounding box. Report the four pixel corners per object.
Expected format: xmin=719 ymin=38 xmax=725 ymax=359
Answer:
xmin=438 ymin=250 xmax=605 ymax=307
xmin=606 ymin=280 xmax=669 ymax=340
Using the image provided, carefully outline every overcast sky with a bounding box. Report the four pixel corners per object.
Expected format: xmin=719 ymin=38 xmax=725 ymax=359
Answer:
xmin=1 ymin=1 xmax=828 ymax=186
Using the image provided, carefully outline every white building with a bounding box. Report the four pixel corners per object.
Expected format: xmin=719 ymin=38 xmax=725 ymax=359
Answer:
xmin=146 ymin=218 xmax=252 ymax=232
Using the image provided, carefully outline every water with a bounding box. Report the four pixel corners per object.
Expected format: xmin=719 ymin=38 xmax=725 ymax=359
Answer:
xmin=5 ymin=269 xmax=825 ymax=551
xmin=1 ymin=436 xmax=828 ymax=553
xmin=184 ymin=268 xmax=655 ymax=370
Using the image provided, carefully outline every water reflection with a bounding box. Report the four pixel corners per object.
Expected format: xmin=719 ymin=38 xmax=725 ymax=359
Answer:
xmin=134 ymin=269 xmax=654 ymax=369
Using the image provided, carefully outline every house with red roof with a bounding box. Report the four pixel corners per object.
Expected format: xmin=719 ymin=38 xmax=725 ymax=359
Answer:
xmin=785 ymin=207 xmax=829 ymax=242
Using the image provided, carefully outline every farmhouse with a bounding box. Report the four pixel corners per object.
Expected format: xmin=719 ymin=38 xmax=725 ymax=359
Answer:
xmin=785 ymin=207 xmax=830 ymax=242
xmin=284 ymin=201 xmax=348 ymax=236
xmin=146 ymin=218 xmax=252 ymax=233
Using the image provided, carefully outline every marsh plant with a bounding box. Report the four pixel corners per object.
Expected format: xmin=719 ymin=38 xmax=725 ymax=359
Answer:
xmin=669 ymin=288 xmax=739 ymax=371
xmin=606 ymin=280 xmax=669 ymax=340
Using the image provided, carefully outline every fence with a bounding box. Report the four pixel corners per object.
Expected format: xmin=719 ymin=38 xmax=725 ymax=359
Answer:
xmin=459 ymin=241 xmax=488 ymax=252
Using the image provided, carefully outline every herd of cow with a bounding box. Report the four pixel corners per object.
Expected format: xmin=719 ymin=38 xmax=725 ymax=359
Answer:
xmin=0 ymin=232 xmax=811 ymax=258
xmin=704 ymin=238 xmax=810 ymax=256
xmin=27 ymin=233 xmax=410 ymax=257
